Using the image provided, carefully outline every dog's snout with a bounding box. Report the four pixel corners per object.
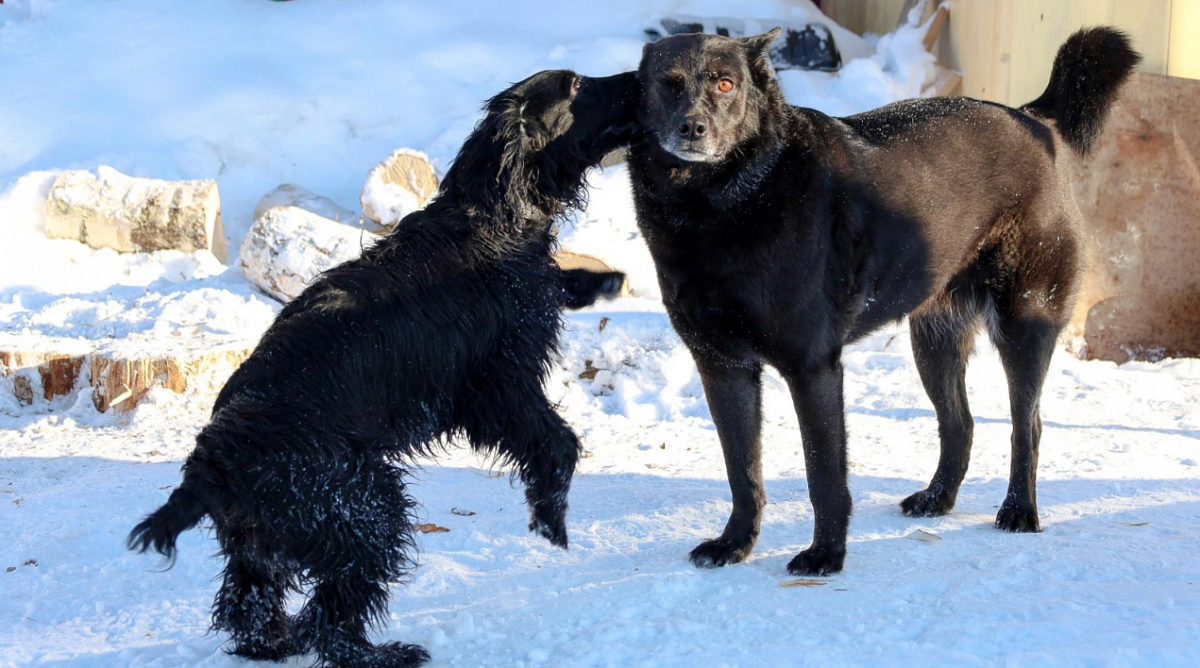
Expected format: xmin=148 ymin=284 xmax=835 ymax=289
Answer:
xmin=678 ymin=116 xmax=707 ymax=140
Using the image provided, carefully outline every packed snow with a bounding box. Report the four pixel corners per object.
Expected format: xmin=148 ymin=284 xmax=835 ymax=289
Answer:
xmin=2 ymin=1 xmax=1198 ymax=666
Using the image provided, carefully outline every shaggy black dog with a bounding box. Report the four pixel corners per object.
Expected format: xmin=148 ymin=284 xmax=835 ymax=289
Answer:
xmin=629 ymin=28 xmax=1138 ymax=576
xmin=127 ymin=69 xmax=639 ymax=667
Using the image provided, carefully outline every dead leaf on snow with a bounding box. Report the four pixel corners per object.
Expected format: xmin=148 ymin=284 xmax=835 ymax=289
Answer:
xmin=415 ymin=523 xmax=450 ymax=534
xmin=578 ymin=360 xmax=600 ymax=380
xmin=450 ymin=508 xmax=476 ymax=517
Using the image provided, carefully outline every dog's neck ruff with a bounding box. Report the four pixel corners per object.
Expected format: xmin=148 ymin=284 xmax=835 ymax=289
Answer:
xmin=710 ymin=139 xmax=784 ymax=209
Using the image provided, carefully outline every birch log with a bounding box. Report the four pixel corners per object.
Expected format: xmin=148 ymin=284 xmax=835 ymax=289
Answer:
xmin=240 ymin=206 xmax=382 ymax=303
xmin=45 ymin=167 xmax=227 ymax=260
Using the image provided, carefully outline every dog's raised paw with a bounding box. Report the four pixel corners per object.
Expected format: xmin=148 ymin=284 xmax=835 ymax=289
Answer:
xmin=900 ymin=488 xmax=955 ymax=517
xmin=995 ymin=502 xmax=1041 ymax=533
xmin=600 ymin=272 xmax=626 ymax=298
xmin=786 ymin=545 xmax=845 ymax=577
xmin=689 ymin=536 xmax=754 ymax=569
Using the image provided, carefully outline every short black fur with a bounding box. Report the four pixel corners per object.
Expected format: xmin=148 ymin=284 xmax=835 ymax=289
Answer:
xmin=128 ymin=69 xmax=640 ymax=667
xmin=629 ymin=28 xmax=1138 ymax=576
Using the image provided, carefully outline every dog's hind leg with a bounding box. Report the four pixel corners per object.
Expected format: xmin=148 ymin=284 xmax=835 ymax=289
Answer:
xmin=212 ymin=545 xmax=300 ymax=661
xmin=986 ymin=214 xmax=1079 ymax=533
xmin=988 ymin=310 xmax=1059 ymax=534
xmin=902 ymin=296 xmax=982 ymax=518
xmin=688 ymin=359 xmax=765 ymax=569
xmin=294 ymin=456 xmax=427 ymax=668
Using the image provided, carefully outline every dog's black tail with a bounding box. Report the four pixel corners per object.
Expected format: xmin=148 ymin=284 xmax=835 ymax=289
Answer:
xmin=1023 ymin=27 xmax=1141 ymax=156
xmin=126 ymin=480 xmax=208 ymax=568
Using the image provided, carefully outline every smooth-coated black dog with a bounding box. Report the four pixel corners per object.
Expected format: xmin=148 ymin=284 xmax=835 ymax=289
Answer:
xmin=629 ymin=28 xmax=1139 ymax=576
xmin=127 ymin=70 xmax=639 ymax=667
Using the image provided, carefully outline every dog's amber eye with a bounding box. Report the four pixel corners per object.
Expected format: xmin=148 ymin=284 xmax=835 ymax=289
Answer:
xmin=571 ymin=77 xmax=581 ymax=94
xmin=717 ymin=78 xmax=735 ymax=93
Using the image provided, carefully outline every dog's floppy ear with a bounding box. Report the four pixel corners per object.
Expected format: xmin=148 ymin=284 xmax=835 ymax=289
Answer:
xmin=740 ymin=27 xmax=781 ymax=86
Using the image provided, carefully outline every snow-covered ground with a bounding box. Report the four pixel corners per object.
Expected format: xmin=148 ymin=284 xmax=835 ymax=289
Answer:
xmin=2 ymin=1 xmax=1199 ymax=666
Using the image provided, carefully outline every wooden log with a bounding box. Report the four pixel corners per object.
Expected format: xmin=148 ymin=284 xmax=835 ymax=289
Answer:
xmin=253 ymin=184 xmax=363 ymax=227
xmin=240 ymin=206 xmax=382 ymax=303
xmin=360 ymin=149 xmax=439 ymax=230
xmin=922 ymin=6 xmax=949 ymax=51
xmin=45 ymin=167 xmax=227 ymax=261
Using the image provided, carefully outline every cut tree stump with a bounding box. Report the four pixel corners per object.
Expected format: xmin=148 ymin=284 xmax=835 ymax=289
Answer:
xmin=1 ymin=336 xmax=255 ymax=413
xmin=90 ymin=346 xmax=252 ymax=412
xmin=45 ymin=167 xmax=228 ymax=261
xmin=1 ymin=349 xmax=89 ymax=405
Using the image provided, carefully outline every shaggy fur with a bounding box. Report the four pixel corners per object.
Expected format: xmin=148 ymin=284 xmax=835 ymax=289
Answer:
xmin=629 ymin=28 xmax=1138 ymax=576
xmin=128 ymin=69 xmax=640 ymax=667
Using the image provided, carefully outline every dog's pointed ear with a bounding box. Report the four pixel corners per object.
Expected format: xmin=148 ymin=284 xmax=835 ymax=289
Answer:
xmin=741 ymin=27 xmax=781 ymax=84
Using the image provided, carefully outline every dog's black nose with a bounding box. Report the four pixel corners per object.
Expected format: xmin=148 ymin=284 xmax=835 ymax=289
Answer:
xmin=678 ymin=117 xmax=707 ymax=139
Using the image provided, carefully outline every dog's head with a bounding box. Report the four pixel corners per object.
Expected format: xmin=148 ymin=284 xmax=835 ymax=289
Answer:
xmin=443 ymin=70 xmax=641 ymax=220
xmin=638 ymin=28 xmax=782 ymax=164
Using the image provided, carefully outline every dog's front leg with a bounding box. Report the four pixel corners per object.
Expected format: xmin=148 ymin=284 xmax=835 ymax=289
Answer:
xmin=784 ymin=358 xmax=852 ymax=576
xmin=689 ymin=359 xmax=765 ymax=568
xmin=560 ymin=268 xmax=627 ymax=310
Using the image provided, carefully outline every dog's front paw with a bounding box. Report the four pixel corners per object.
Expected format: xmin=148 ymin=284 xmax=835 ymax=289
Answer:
xmin=786 ymin=544 xmax=845 ymax=577
xmin=995 ymin=501 xmax=1041 ymax=533
xmin=689 ymin=536 xmax=755 ymax=569
xmin=529 ymin=508 xmax=569 ymax=549
xmin=901 ymin=488 xmax=956 ymax=517
xmin=599 ymin=271 xmax=626 ymax=299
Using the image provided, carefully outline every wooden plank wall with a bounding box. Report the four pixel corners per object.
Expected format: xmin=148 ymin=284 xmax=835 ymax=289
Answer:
xmin=817 ymin=0 xmax=1188 ymax=106
xmin=1007 ymin=0 xmax=1171 ymax=105
xmin=1169 ymin=0 xmax=1200 ymax=80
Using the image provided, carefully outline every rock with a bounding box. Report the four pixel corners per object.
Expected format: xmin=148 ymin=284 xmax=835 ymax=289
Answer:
xmin=1069 ymin=73 xmax=1200 ymax=362
xmin=45 ymin=167 xmax=228 ymax=261
xmin=553 ymin=250 xmax=632 ymax=298
xmin=252 ymin=184 xmax=367 ymax=228
xmin=240 ymin=206 xmax=382 ymax=303
xmin=360 ymin=149 xmax=439 ymax=230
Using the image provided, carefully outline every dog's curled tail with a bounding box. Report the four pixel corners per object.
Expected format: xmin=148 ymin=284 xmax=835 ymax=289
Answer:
xmin=1023 ymin=27 xmax=1141 ymax=156
xmin=126 ymin=483 xmax=208 ymax=568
